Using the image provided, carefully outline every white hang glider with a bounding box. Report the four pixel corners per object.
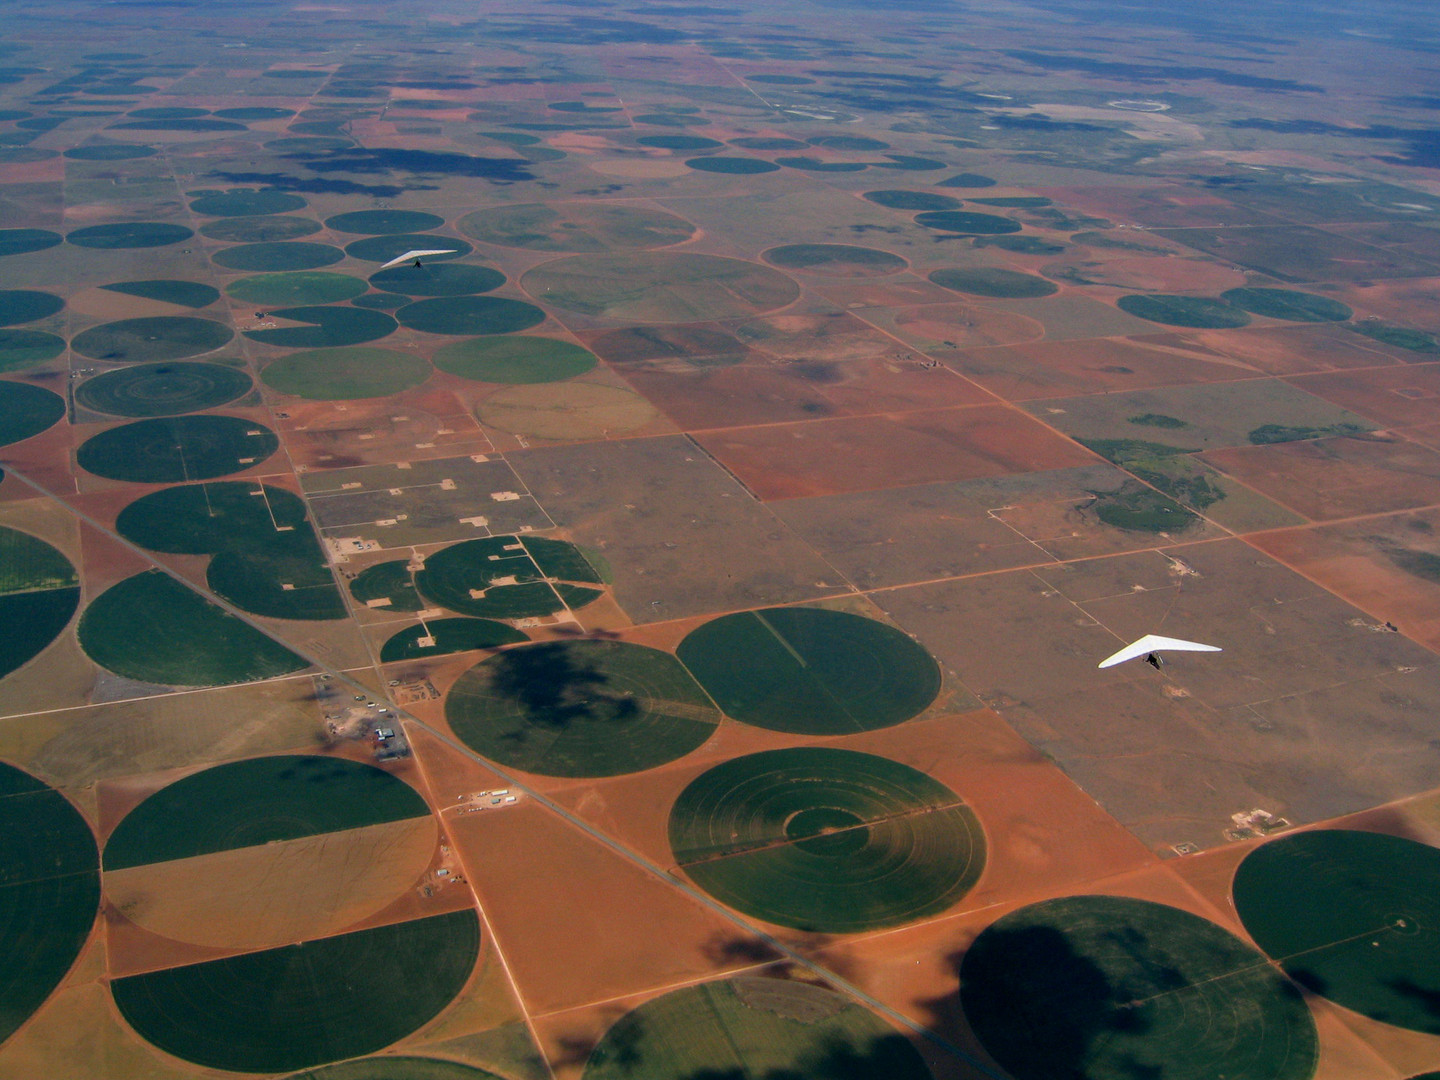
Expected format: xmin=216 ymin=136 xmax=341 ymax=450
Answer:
xmin=1098 ymin=634 xmax=1222 ymax=670
xmin=378 ymin=248 xmax=460 ymax=270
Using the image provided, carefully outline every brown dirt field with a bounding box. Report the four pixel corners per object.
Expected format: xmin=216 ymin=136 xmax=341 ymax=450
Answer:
xmin=1286 ymin=363 xmax=1440 ymax=432
xmin=276 ymin=394 xmax=494 ymax=472
xmin=589 ymin=158 xmax=690 ymax=179
xmin=1042 ymin=254 xmax=1245 ymax=293
xmin=475 ymin=380 xmax=670 ymax=443
xmin=1334 ymin=277 xmax=1440 ymax=332
xmin=0 ymin=983 xmax=197 ymax=1080
xmin=67 ymin=287 xmax=196 ymax=322
xmin=813 ymin=276 xmax=962 ymax=309
xmin=1157 ymin=323 xmax=1414 ymax=376
xmin=104 ymin=903 xmax=251 ymax=978
xmin=0 ymin=400 xmax=79 ymax=494
xmin=858 ymin=301 xmax=1045 ymax=352
xmin=1201 ymin=434 xmax=1440 ymax=521
xmin=692 ymin=404 xmax=1099 ymax=501
xmin=942 ymin=334 xmax=1260 ymax=401
xmin=1038 ymin=184 xmax=1289 ymax=228
xmin=102 ymin=816 xmax=437 ymax=951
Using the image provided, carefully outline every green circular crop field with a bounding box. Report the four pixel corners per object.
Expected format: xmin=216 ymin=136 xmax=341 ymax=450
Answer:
xmin=458 ymin=203 xmax=696 ymax=253
xmin=913 ymin=210 xmax=1021 ymax=235
xmin=212 ymin=106 xmax=294 ymax=121
xmin=71 ymin=316 xmax=234 ymax=362
xmin=369 ymin=263 xmax=505 ymax=297
xmin=225 ymin=272 xmax=368 ymax=306
xmin=0 ymin=381 xmax=65 ymax=445
xmin=353 ymin=293 xmax=409 ymax=310
xmin=762 ymin=244 xmax=905 ymax=277
xmin=344 ymin=233 xmax=472 ymax=264
xmin=929 ymin=267 xmax=1058 ymax=298
xmin=67 ymin=222 xmax=193 ymax=249
xmin=960 ymin=895 xmax=1318 ymax=1080
xmin=75 ymin=361 xmax=252 ymax=417
xmin=414 ymin=535 xmax=589 ymax=619
xmin=190 ymin=189 xmax=307 ymax=217
xmin=775 ymin=157 xmax=868 ymax=173
xmin=445 ymin=639 xmax=720 ymax=777
xmin=350 ymin=560 xmax=424 ymax=611
xmin=684 ymin=156 xmax=780 ymax=174
xmin=64 ymin=143 xmax=157 ymax=160
xmin=325 ymin=210 xmax=445 ymax=235
xmin=977 ymin=235 xmax=1067 ymax=254
xmin=397 ymin=296 xmax=546 ymax=336
xmin=637 ymin=134 xmax=723 ymax=150
xmin=584 ymin=977 xmax=932 ymax=1080
xmin=938 ymin=172 xmax=997 ymax=188
xmin=262 ymin=347 xmax=430 ymax=400
xmin=970 ymin=196 xmax=1053 ymax=208
xmin=0 ymin=526 xmax=81 ymax=678
xmin=244 ymin=306 xmax=397 ymax=349
xmin=0 ymin=762 xmax=99 ymax=1047
xmin=292 ymin=1058 xmax=505 ymax=1080
xmin=0 ymin=149 xmax=56 ymax=164
xmin=211 ymin=242 xmax=346 ymax=272
xmin=0 ymin=330 xmax=65 ymax=372
xmin=200 ymin=216 xmax=322 ymax=243
xmin=78 ymin=569 xmax=308 ymax=686
xmin=433 ymin=336 xmax=596 ymax=383
xmin=103 ymin=754 xmax=429 ymax=869
xmin=1234 ymin=829 xmax=1440 ymax=1034
xmin=670 ymin=748 xmax=982 ymax=932
xmin=522 ymin=252 xmax=799 ymax=323
xmin=110 ymin=910 xmax=479 ymax=1073
xmin=676 ymin=607 xmax=940 ymax=735
xmin=1220 ymin=287 xmax=1353 ymax=322
xmin=863 ymin=189 xmax=964 ymax=211
xmin=1116 ymin=294 xmax=1251 ymax=329
xmin=380 ymin=618 xmax=529 ymax=662
xmin=76 ymin=415 xmax=279 ymax=482
xmin=0 ymin=228 xmax=62 ymax=257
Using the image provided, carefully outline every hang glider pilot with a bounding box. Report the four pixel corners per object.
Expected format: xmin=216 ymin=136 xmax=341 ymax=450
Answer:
xmin=1098 ymin=634 xmax=1222 ymax=670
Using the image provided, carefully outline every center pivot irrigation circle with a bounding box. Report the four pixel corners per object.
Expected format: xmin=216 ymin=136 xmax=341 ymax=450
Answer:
xmin=676 ymin=607 xmax=941 ymax=735
xmin=71 ymin=316 xmax=234 ymax=363
xmin=444 ymin=639 xmax=721 ymax=777
xmin=76 ymin=415 xmax=279 ymax=482
xmin=668 ymin=747 xmax=984 ymax=932
xmin=1234 ymin=828 xmax=1440 ymax=1035
xmin=960 ymin=895 xmax=1318 ymax=1080
xmin=74 ymin=361 xmax=253 ymax=417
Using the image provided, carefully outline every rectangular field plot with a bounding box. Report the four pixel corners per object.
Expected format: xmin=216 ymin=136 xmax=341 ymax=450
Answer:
xmin=1287 ymin=363 xmax=1440 ymax=433
xmin=693 ymin=405 xmax=1098 ymax=501
xmin=1153 ymin=225 xmax=1440 ymax=283
xmin=301 ymin=455 xmax=552 ymax=550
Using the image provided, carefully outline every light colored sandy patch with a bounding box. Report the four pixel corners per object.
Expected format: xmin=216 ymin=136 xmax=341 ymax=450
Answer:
xmin=68 ymin=286 xmax=191 ymax=321
xmin=0 ymin=983 xmax=195 ymax=1080
xmin=1006 ymin=103 xmax=1204 ymax=142
xmin=103 ymin=815 xmax=437 ymax=951
xmin=550 ymin=133 xmax=613 ymax=152
xmin=588 ymin=158 xmax=689 ymax=179
xmin=477 ymin=382 xmax=659 ymax=440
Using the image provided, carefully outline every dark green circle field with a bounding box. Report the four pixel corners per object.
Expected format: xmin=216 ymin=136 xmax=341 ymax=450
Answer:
xmin=71 ymin=316 xmax=233 ymax=363
xmin=1220 ymin=287 xmax=1353 ymax=323
xmin=0 ymin=291 xmax=62 ymax=326
xmin=1234 ymin=829 xmax=1440 ymax=1035
xmin=637 ymin=134 xmax=723 ymax=151
xmin=199 ymin=216 xmax=322 ymax=243
xmin=960 ymin=895 xmax=1318 ymax=1080
xmin=189 ymin=189 xmax=307 ymax=217
xmin=324 ymin=209 xmax=445 ymax=235
xmin=0 ymin=330 xmax=65 ymax=372
xmin=0 ymin=761 xmax=99 ymax=1047
xmin=64 ymin=143 xmax=157 ymax=160
xmin=110 ymin=909 xmax=479 ymax=1073
xmin=397 ymin=296 xmax=545 ymax=336
xmin=729 ymin=137 xmax=808 ymax=150
xmin=684 ymin=156 xmax=780 ymax=174
xmin=225 ymin=272 xmax=368 ymax=306
xmin=762 ymin=244 xmax=906 ymax=277
xmin=913 ymin=210 xmax=1021 ymax=235
xmin=0 ymin=526 xmax=81 ymax=678
xmin=584 ymin=977 xmax=932 ymax=1080
xmin=0 ymin=149 xmax=56 ymax=164
xmin=432 ymin=336 xmax=597 ymax=383
xmin=262 ymin=347 xmax=430 ymax=400
xmin=863 ymin=190 xmax=964 ymax=211
xmin=291 ymin=1058 xmax=505 ymax=1080
xmin=522 ymin=252 xmax=799 ymax=323
xmin=213 ymin=106 xmax=294 ymax=121
xmin=1116 ymin=294 xmax=1251 ymax=329
xmin=369 ymin=263 xmax=505 ymax=297
xmin=445 ymin=640 xmax=720 ymax=776
xmin=380 ymin=618 xmax=529 ymax=662
xmin=76 ymin=415 xmax=279 ymax=482
xmin=938 ymin=172 xmax=997 ymax=188
xmin=75 ymin=362 xmax=252 ymax=417
xmin=0 ymin=382 xmax=65 ymax=445
xmin=211 ymin=242 xmax=346 ymax=272
xmin=0 ymin=228 xmax=62 ymax=257
xmin=775 ymin=157 xmax=868 ymax=173
xmin=343 ymin=233 xmax=472 ymax=264
xmin=103 ymin=755 xmax=429 ymax=869
xmin=414 ymin=535 xmax=601 ymax=619
xmin=350 ymin=559 xmax=424 ymax=612
xmin=670 ymin=748 xmax=983 ymax=932
xmin=78 ymin=569 xmax=308 ymax=686
xmin=457 ymin=203 xmax=696 ymax=253
xmin=929 ymin=267 xmax=1058 ymax=298
xmin=353 ymin=293 xmax=409 ymax=310
xmin=244 ymin=307 xmax=397 ymax=349
xmin=676 ymin=607 xmax=940 ymax=735
xmin=66 ymin=222 xmax=193 ymax=249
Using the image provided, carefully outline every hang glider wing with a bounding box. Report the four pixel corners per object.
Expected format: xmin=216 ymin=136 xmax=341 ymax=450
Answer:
xmin=377 ymin=249 xmax=460 ymax=270
xmin=1098 ymin=634 xmax=1222 ymax=669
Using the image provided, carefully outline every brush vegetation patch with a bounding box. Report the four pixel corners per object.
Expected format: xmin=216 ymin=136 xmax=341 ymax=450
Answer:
xmin=76 ymin=416 xmax=279 ymax=483
xmin=67 ymin=222 xmax=193 ymax=249
xmin=199 ymin=216 xmax=322 ymax=243
xmin=762 ymin=244 xmax=906 ymax=277
xmin=671 ymin=748 xmax=981 ymax=933
xmin=433 ymin=336 xmax=597 ymax=383
xmin=677 ymin=607 xmax=940 ymax=735
xmin=71 ymin=316 xmax=234 ymax=363
xmin=226 ymin=272 xmax=369 ymax=307
xmin=929 ymin=266 xmax=1058 ymax=298
xmin=78 ymin=569 xmax=308 ymax=685
xmin=380 ymin=617 xmax=529 ymax=662
xmin=100 ymin=280 xmax=219 ymax=308
xmin=369 ymin=262 xmax=505 ymax=297
xmin=1346 ymin=321 xmax=1440 ymax=352
xmin=1116 ymin=293 xmax=1251 ymax=329
xmin=116 ymin=481 xmax=345 ymax=621
xmin=0 ymin=526 xmax=80 ymax=679
xmin=75 ymin=361 xmax=252 ymax=417
xmin=458 ymin=203 xmax=696 ymax=253
xmin=0 ymin=381 xmax=65 ymax=444
xmin=244 ymin=306 xmax=397 ymax=348
xmin=211 ymin=242 xmax=346 ymax=272
xmin=445 ymin=639 xmax=719 ymax=777
xmin=1220 ymin=287 xmax=1353 ymax=322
